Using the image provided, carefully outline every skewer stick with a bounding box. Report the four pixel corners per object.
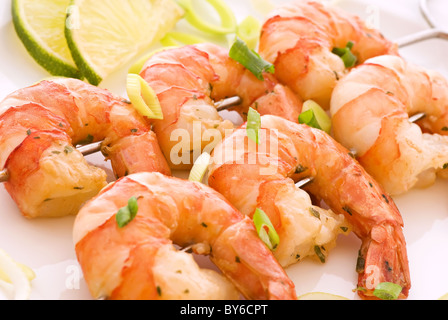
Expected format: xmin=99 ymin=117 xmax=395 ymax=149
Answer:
xmin=294 ymin=112 xmax=427 ymax=189
xmin=0 ymin=96 xmax=243 ymax=184
xmin=0 ymin=111 xmax=427 ymax=185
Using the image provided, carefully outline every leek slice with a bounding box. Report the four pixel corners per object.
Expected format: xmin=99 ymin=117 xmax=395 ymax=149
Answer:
xmin=189 ymin=152 xmax=211 ymax=183
xmin=177 ymin=0 xmax=237 ymax=35
xmin=126 ymin=74 xmax=163 ymax=120
xmin=253 ymin=208 xmax=280 ymax=251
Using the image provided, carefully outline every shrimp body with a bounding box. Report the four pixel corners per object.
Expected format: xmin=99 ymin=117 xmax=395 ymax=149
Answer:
xmin=331 ymin=55 xmax=448 ymax=195
xmin=208 ymin=115 xmax=410 ymax=299
xmin=0 ymin=78 xmax=170 ymax=218
xmin=258 ymin=0 xmax=398 ymax=109
xmin=139 ymin=43 xmax=302 ymax=169
xmin=73 ymin=172 xmax=297 ymax=300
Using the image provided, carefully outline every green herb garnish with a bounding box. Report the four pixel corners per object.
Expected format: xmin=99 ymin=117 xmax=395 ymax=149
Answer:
xmin=253 ymin=208 xmax=280 ymax=251
xmin=246 ymin=107 xmax=261 ymax=144
xmin=373 ymin=282 xmax=402 ymax=300
xmin=332 ymin=41 xmax=358 ymax=68
xmin=116 ymin=196 xmax=139 ymax=228
xmin=229 ymin=37 xmax=275 ymax=81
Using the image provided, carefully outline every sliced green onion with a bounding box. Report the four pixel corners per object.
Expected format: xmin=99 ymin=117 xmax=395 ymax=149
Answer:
xmin=299 ymin=100 xmax=332 ymax=133
xmin=128 ymin=46 xmax=178 ymax=74
xmin=246 ymin=107 xmax=261 ymax=145
xmin=116 ymin=197 xmax=139 ymax=228
xmin=160 ymin=31 xmax=207 ymax=47
xmin=188 ymin=152 xmax=211 ymax=183
xmin=126 ymin=74 xmax=163 ymax=120
xmin=253 ymin=208 xmax=280 ymax=251
xmin=332 ymin=41 xmax=358 ymax=68
xmin=177 ymin=0 xmax=237 ymax=35
xmin=236 ymin=16 xmax=261 ymax=50
xmin=373 ymin=282 xmax=402 ymax=300
xmin=299 ymin=109 xmax=321 ymax=131
xmin=229 ymin=37 xmax=275 ymax=81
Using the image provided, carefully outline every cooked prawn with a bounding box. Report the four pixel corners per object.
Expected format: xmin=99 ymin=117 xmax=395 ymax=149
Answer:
xmin=258 ymin=0 xmax=398 ymax=109
xmin=73 ymin=171 xmax=297 ymax=300
xmin=331 ymin=55 xmax=448 ymax=195
xmin=138 ymin=43 xmax=302 ymax=169
xmin=208 ymin=115 xmax=411 ymax=300
xmin=0 ymin=78 xmax=170 ymax=218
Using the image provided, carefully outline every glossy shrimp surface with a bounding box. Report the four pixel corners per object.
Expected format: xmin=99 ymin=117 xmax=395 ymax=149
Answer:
xmin=139 ymin=43 xmax=302 ymax=169
xmin=0 ymin=78 xmax=170 ymax=218
xmin=258 ymin=0 xmax=398 ymax=109
xmin=73 ymin=172 xmax=297 ymax=300
xmin=331 ymin=55 xmax=448 ymax=195
xmin=208 ymin=115 xmax=410 ymax=299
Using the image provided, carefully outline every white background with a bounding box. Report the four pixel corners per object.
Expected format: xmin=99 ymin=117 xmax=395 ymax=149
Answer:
xmin=0 ymin=0 xmax=447 ymax=300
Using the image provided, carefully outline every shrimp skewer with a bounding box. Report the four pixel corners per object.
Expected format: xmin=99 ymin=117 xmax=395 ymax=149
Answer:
xmin=73 ymin=172 xmax=297 ymax=300
xmin=0 ymin=96 xmax=243 ymax=183
xmin=258 ymin=0 xmax=398 ymax=109
xmin=0 ymin=78 xmax=170 ymax=218
xmin=138 ymin=43 xmax=303 ymax=169
xmin=208 ymin=115 xmax=411 ymax=299
xmin=331 ymin=55 xmax=448 ymax=195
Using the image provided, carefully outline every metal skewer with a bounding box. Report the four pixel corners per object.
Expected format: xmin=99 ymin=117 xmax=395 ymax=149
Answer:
xmin=0 ymin=0 xmax=443 ymax=185
xmin=396 ymin=0 xmax=448 ymax=48
xmin=0 ymin=96 xmax=242 ymax=183
xmin=295 ymin=112 xmax=427 ymax=189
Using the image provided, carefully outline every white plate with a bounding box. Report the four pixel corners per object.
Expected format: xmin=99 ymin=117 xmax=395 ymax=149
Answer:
xmin=0 ymin=0 xmax=447 ymax=300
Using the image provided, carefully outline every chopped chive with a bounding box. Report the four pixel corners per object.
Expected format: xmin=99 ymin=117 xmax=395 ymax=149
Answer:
xmin=343 ymin=206 xmax=353 ymax=216
xmin=246 ymin=107 xmax=261 ymax=145
xmin=314 ymin=246 xmax=326 ymax=263
xmin=298 ymin=100 xmax=331 ymax=134
xmin=229 ymin=37 xmax=275 ymax=81
xmin=235 ymin=256 xmax=241 ymax=263
xmin=373 ymin=282 xmax=402 ymax=300
xmin=309 ymin=208 xmax=320 ymax=220
xmin=443 ymin=163 xmax=448 ymax=170
xmin=299 ymin=109 xmax=322 ymax=130
xmin=356 ymin=250 xmax=365 ymax=273
xmin=26 ymin=129 xmax=31 ymax=135
xmin=332 ymin=41 xmax=358 ymax=68
xmin=156 ymin=286 xmax=162 ymax=296
xmin=116 ymin=196 xmax=139 ymax=228
xmin=201 ymin=222 xmax=208 ymax=228
xmin=64 ymin=146 xmax=74 ymax=154
xmin=253 ymin=208 xmax=280 ymax=251
xmin=442 ymin=127 xmax=448 ymax=131
xmin=340 ymin=226 xmax=349 ymax=232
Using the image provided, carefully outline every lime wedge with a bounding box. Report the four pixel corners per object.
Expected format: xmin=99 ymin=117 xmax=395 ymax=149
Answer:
xmin=65 ymin=0 xmax=184 ymax=85
xmin=297 ymin=292 xmax=349 ymax=300
xmin=12 ymin=0 xmax=81 ymax=78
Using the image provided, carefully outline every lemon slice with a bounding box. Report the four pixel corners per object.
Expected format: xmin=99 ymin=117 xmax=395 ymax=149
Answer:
xmin=297 ymin=292 xmax=349 ymax=300
xmin=12 ymin=0 xmax=81 ymax=78
xmin=65 ymin=0 xmax=184 ymax=85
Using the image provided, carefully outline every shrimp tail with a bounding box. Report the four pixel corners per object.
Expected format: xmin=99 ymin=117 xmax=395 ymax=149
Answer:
xmin=357 ymin=224 xmax=410 ymax=299
xmin=211 ymin=217 xmax=297 ymax=300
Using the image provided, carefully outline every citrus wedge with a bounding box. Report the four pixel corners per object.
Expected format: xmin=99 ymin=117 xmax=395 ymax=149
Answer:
xmin=12 ymin=0 xmax=81 ymax=78
xmin=65 ymin=0 xmax=184 ymax=85
xmin=297 ymin=292 xmax=349 ymax=300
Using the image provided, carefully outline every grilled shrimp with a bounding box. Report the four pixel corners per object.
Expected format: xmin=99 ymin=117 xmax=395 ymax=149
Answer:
xmin=258 ymin=0 xmax=398 ymax=109
xmin=138 ymin=43 xmax=302 ymax=169
xmin=208 ymin=115 xmax=411 ymax=299
xmin=73 ymin=172 xmax=297 ymax=300
xmin=0 ymin=78 xmax=170 ymax=218
xmin=331 ymin=55 xmax=448 ymax=195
